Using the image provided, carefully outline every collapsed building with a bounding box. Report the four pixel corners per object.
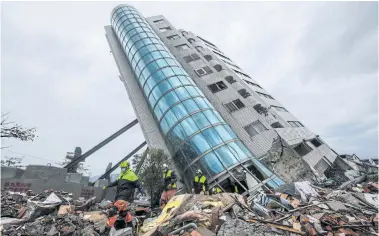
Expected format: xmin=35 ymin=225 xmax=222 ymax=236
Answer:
xmin=105 ymin=4 xmax=342 ymax=193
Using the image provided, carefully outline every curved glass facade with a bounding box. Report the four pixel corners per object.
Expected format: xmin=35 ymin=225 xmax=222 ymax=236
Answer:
xmin=111 ymin=5 xmax=284 ymax=188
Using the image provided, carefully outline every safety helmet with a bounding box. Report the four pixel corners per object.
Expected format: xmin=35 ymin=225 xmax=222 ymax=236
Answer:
xmin=120 ymin=160 xmax=130 ymax=169
xmin=196 ymin=169 xmax=202 ymax=175
xmin=162 ymin=164 xmax=168 ymax=171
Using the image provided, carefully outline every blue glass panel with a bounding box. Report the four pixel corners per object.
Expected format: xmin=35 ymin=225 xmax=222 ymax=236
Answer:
xmin=154 ymin=106 xmax=163 ymax=120
xmin=161 ymin=68 xmax=176 ymax=78
xmin=167 ymin=77 xmax=182 ymax=87
xmin=175 ymin=87 xmax=190 ymax=100
xmin=191 ymin=112 xmax=210 ymax=129
xmin=194 ymin=97 xmax=208 ymax=110
xmin=164 ymin=91 xmax=180 ymax=107
xmin=171 ymin=103 xmax=187 ymax=121
xmin=172 ymin=123 xmax=186 ymax=140
xmin=252 ymin=159 xmax=273 ymax=177
xmin=214 ymin=146 xmax=238 ymax=168
xmin=186 ymin=86 xmax=199 ymax=97
xmin=227 ymin=142 xmax=247 ymax=161
xmin=183 ymin=99 xmax=199 ymax=114
xmin=214 ymin=125 xmax=234 ymax=142
xmin=199 ymin=152 xmax=223 ymax=175
xmin=224 ymin=125 xmax=238 ymax=140
xmin=235 ymin=141 xmax=252 ymax=157
xmin=189 ymin=133 xmax=211 ymax=155
xmin=203 ymin=110 xmax=219 ymax=124
xmin=157 ymin=96 xmax=170 ymax=113
xmin=164 ymin=110 xmax=178 ymax=128
xmin=160 ymin=118 xmax=170 ymax=134
xmin=180 ymin=117 xmax=198 ymax=137
xmin=202 ymin=128 xmax=223 ymax=147
xmin=177 ymin=76 xmax=191 ymax=85
xmin=148 ymin=93 xmax=156 ymax=105
xmin=153 ymin=80 xmax=171 ymax=99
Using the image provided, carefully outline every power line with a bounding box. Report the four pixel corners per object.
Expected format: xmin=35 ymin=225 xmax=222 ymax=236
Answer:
xmin=3 ymin=150 xmax=58 ymax=163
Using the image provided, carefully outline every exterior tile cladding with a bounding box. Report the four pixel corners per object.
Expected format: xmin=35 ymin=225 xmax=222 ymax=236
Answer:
xmin=110 ymin=5 xmax=284 ymax=189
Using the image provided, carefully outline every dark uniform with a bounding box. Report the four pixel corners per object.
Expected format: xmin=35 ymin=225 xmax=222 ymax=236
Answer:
xmin=107 ymin=168 xmax=145 ymax=202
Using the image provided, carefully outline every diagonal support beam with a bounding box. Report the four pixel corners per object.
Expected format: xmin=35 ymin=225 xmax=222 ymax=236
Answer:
xmin=64 ymin=119 xmax=138 ymax=171
xmin=91 ymin=141 xmax=147 ymax=185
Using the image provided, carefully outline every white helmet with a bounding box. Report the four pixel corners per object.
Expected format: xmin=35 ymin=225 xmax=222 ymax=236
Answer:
xmin=162 ymin=164 xmax=168 ymax=171
xmin=196 ymin=169 xmax=202 ymax=175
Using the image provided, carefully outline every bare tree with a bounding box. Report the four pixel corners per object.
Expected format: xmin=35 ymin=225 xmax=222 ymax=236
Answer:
xmin=1 ymin=113 xmax=37 ymax=144
xmin=56 ymin=158 xmax=91 ymax=175
xmin=1 ymin=156 xmax=24 ymax=168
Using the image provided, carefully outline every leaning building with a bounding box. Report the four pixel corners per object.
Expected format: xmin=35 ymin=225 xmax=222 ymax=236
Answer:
xmin=105 ymin=4 xmax=339 ymax=194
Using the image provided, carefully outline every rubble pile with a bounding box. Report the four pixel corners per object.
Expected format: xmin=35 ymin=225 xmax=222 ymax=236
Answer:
xmin=1 ymin=189 xmax=110 ymax=236
xmin=1 ymin=175 xmax=378 ymax=236
xmin=141 ymin=178 xmax=378 ymax=236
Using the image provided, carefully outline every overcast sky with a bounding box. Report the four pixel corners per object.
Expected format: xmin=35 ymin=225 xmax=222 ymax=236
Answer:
xmin=1 ymin=1 xmax=378 ymax=176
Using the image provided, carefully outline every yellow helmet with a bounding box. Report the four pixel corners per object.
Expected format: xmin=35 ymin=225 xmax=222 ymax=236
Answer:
xmin=120 ymin=160 xmax=130 ymax=169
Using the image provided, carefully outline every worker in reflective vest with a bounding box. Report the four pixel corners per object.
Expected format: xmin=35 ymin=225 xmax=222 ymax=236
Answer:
xmin=103 ymin=160 xmax=146 ymax=228
xmin=160 ymin=164 xmax=177 ymax=209
xmin=193 ymin=169 xmax=208 ymax=194
xmin=210 ymin=186 xmax=223 ymax=195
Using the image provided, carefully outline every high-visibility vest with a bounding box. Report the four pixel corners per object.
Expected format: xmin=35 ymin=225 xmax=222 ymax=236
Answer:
xmin=212 ymin=186 xmax=222 ymax=194
xmin=117 ymin=169 xmax=138 ymax=181
xmin=164 ymin=170 xmax=177 ymax=189
xmin=194 ymin=175 xmax=207 ymax=192
xmin=234 ymin=185 xmax=238 ymax=193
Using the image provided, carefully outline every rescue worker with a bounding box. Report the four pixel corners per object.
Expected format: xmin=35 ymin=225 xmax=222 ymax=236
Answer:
xmin=210 ymin=186 xmax=223 ymax=195
xmin=103 ymin=160 xmax=146 ymax=230
xmin=192 ymin=169 xmax=208 ymax=194
xmin=160 ymin=164 xmax=177 ymax=209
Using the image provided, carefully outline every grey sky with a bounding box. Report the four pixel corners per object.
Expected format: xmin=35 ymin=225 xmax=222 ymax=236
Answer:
xmin=1 ymin=1 xmax=378 ymax=176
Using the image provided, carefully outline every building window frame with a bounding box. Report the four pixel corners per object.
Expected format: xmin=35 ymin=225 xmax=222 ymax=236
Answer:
xmin=208 ymin=81 xmax=228 ymax=93
xmin=271 ymin=105 xmax=288 ymax=112
xmin=238 ymin=89 xmax=251 ymax=98
xmin=224 ymin=99 xmax=245 ymax=113
xmin=244 ymin=120 xmax=268 ymax=137
xmin=167 ymin=34 xmax=180 ymax=40
xmin=195 ymin=66 xmax=213 ymax=76
xmin=159 ymin=26 xmax=172 ymax=32
xmin=175 ymin=44 xmax=190 ymax=51
xmin=288 ymin=121 xmax=304 ymax=128
xmin=183 ymin=53 xmax=200 ymax=63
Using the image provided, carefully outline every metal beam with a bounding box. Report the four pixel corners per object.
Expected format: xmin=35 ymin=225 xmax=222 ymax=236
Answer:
xmin=91 ymin=141 xmax=147 ymax=185
xmin=64 ymin=119 xmax=138 ymax=170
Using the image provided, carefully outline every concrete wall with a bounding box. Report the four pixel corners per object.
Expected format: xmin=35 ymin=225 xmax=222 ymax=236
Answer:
xmin=1 ymin=178 xmax=108 ymax=202
xmin=1 ymin=167 xmax=24 ymax=179
xmin=21 ymin=165 xmax=67 ymax=180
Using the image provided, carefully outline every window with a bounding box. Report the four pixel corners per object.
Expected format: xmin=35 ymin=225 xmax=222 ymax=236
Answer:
xmin=208 ymin=81 xmax=228 ymax=93
xmin=213 ymin=64 xmax=223 ymax=72
xmin=314 ymin=158 xmax=329 ymax=174
xmin=310 ymin=138 xmax=323 ymax=147
xmin=256 ymin=92 xmax=274 ymax=99
xmin=244 ymin=120 xmax=267 ymax=137
xmin=188 ymin=38 xmax=196 ymax=43
xmin=294 ymin=142 xmax=312 ymax=157
xmin=238 ymin=89 xmax=251 ymax=98
xmin=159 ymin=26 xmax=171 ymax=32
xmin=204 ymin=55 xmax=213 ymax=61
xmin=195 ymin=66 xmax=213 ymax=76
xmin=195 ymin=46 xmax=204 ymax=52
xmin=233 ymin=69 xmax=251 ymax=79
xmin=175 ymin=44 xmax=190 ymax=50
xmin=182 ymin=31 xmax=189 ymax=36
xmin=225 ymin=76 xmax=237 ymax=84
xmin=183 ymin=53 xmax=200 ymax=63
xmin=271 ymin=122 xmax=284 ymax=128
xmin=167 ymin=35 xmax=180 ymax=40
xmin=224 ymin=99 xmax=245 ymax=112
xmin=271 ymin=105 xmax=288 ymax=112
xmin=288 ymin=121 xmax=304 ymax=128
xmin=244 ymin=80 xmax=262 ymax=89
xmin=153 ymin=19 xmax=165 ymax=24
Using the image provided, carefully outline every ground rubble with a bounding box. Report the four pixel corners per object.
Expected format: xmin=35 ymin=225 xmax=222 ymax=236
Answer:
xmin=1 ymin=175 xmax=378 ymax=236
xmin=1 ymin=189 xmax=111 ymax=236
xmin=140 ymin=176 xmax=378 ymax=236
